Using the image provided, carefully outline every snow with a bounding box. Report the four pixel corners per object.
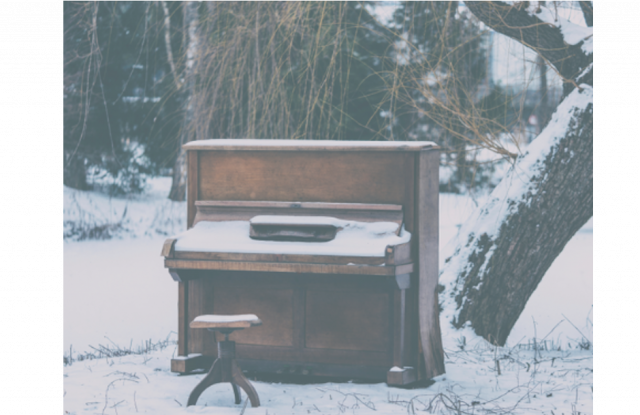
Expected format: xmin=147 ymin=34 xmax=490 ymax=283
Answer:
xmin=173 ymin=354 xmax=202 ymax=361
xmin=367 ymin=2 xmax=398 ymax=26
xmin=173 ymin=220 xmax=409 ymax=258
xmin=64 ymin=237 xmax=178 ymax=354
xmin=182 ymin=138 xmax=436 ymax=150
xmin=64 ymin=177 xmax=186 ymax=240
xmin=64 ymin=177 xmax=592 ymax=414
xmin=193 ymin=314 xmax=260 ymax=324
xmin=63 ymin=343 xmax=592 ymax=415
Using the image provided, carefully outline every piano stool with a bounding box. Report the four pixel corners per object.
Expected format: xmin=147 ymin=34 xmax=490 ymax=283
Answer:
xmin=186 ymin=314 xmax=262 ymax=407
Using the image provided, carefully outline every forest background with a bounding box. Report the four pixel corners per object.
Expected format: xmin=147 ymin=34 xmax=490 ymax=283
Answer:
xmin=63 ymin=1 xmax=553 ymax=200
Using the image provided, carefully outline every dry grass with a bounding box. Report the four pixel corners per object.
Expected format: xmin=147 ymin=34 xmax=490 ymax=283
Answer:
xmin=64 ymin=333 xmax=177 ymax=366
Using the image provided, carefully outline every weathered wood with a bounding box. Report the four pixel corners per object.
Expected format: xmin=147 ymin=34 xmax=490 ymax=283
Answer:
xmin=196 ymin=151 xmax=414 ymax=206
xmin=305 ymin=290 xmax=390 ymax=352
xmin=186 ymin=278 xmax=205 ymax=353
xmin=385 ymin=242 xmax=412 ymax=265
xmin=161 ymin=238 xmax=177 ymax=257
xmin=230 ymin=360 xmax=260 ymax=407
xmin=416 ymin=149 xmax=445 ymax=379
xmin=292 ymin=285 xmax=305 ymax=350
xmin=236 ymin=344 xmax=388 ymax=367
xmin=165 ymin=259 xmax=413 ymax=276
xmin=190 ymin=320 xmax=262 ymax=329
xmin=197 ymin=200 xmax=403 ymax=210
xmin=178 ymin=282 xmax=189 ymax=356
xmin=188 ymin=278 xmax=217 ymax=355
xmin=172 ymin=251 xmax=386 ymax=265
xmin=402 ymin=156 xmax=416 ymax=234
xmin=213 ymin=286 xmax=295 ymax=347
xmin=193 ymin=201 xmax=404 ymax=234
xmin=171 ymin=353 xmax=207 ymax=373
xmin=187 ymin=151 xmax=198 ymax=228
xmin=186 ymin=339 xmax=260 ymax=407
xmin=203 ymin=272 xmax=394 ymax=368
xmin=183 ymin=139 xmax=437 ymax=152
xmin=168 ymin=269 xmax=182 ymax=282
xmin=392 ymin=288 xmax=403 ymax=367
xmin=387 ymin=367 xmax=417 ymax=386
xmin=394 ymin=263 xmax=414 ymax=276
xmin=166 ymin=140 xmax=443 ymax=384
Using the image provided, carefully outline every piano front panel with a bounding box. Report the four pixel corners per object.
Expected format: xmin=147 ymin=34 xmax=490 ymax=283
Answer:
xmin=186 ymin=271 xmax=397 ymax=369
xmin=213 ymin=285 xmax=295 ymax=347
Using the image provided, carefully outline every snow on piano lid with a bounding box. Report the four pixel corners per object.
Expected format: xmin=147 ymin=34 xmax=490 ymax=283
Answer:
xmin=182 ymin=139 xmax=438 ymax=151
xmin=173 ymin=218 xmax=411 ymax=257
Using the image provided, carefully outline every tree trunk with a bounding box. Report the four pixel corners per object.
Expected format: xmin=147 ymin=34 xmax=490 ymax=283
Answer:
xmin=439 ymin=2 xmax=593 ymax=346
xmin=168 ymin=1 xmax=200 ymax=201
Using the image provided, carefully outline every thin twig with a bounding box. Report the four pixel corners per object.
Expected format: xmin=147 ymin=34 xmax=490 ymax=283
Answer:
xmin=562 ymin=313 xmax=592 ymax=347
xmin=239 ymin=397 xmax=249 ymax=415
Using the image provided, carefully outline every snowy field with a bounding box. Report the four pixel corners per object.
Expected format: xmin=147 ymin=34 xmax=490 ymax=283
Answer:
xmin=64 ymin=178 xmax=592 ymax=415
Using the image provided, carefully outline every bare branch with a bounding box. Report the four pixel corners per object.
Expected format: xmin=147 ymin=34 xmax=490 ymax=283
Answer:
xmin=465 ymin=1 xmax=591 ymax=96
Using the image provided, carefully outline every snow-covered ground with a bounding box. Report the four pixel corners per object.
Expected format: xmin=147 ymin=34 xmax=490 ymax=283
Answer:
xmin=64 ymin=178 xmax=592 ymax=414
xmin=64 ymin=345 xmax=592 ymax=415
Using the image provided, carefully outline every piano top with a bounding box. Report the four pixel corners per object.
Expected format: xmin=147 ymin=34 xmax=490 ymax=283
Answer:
xmin=183 ymin=139 xmax=438 ymax=152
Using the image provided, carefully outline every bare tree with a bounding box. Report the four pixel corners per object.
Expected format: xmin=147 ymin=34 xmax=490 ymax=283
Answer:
xmin=167 ymin=1 xmax=200 ymax=201
xmin=438 ymin=1 xmax=593 ymax=346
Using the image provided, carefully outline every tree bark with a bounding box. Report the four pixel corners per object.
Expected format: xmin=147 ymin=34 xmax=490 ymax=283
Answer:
xmin=169 ymin=1 xmax=200 ymax=201
xmin=439 ymin=2 xmax=593 ymax=346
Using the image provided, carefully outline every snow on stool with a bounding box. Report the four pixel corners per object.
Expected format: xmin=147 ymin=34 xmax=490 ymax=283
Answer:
xmin=190 ymin=314 xmax=262 ymax=330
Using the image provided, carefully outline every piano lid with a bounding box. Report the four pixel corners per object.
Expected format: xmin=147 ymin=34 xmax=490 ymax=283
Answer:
xmin=183 ymin=139 xmax=438 ymax=152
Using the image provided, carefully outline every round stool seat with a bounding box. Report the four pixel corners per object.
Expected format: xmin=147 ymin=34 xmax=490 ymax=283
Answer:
xmin=190 ymin=314 xmax=262 ymax=330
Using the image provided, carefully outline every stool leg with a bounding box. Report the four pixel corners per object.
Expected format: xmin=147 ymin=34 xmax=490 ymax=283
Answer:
xmin=230 ymin=360 xmax=260 ymax=407
xmin=187 ymin=358 xmax=222 ymax=406
xmin=231 ymin=383 xmax=241 ymax=404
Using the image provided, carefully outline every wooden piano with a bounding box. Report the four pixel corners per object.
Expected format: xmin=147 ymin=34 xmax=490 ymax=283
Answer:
xmin=161 ymin=139 xmax=445 ymax=385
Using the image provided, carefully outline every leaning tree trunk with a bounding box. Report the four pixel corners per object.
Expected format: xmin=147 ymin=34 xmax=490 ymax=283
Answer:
xmin=438 ymin=2 xmax=593 ymax=347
